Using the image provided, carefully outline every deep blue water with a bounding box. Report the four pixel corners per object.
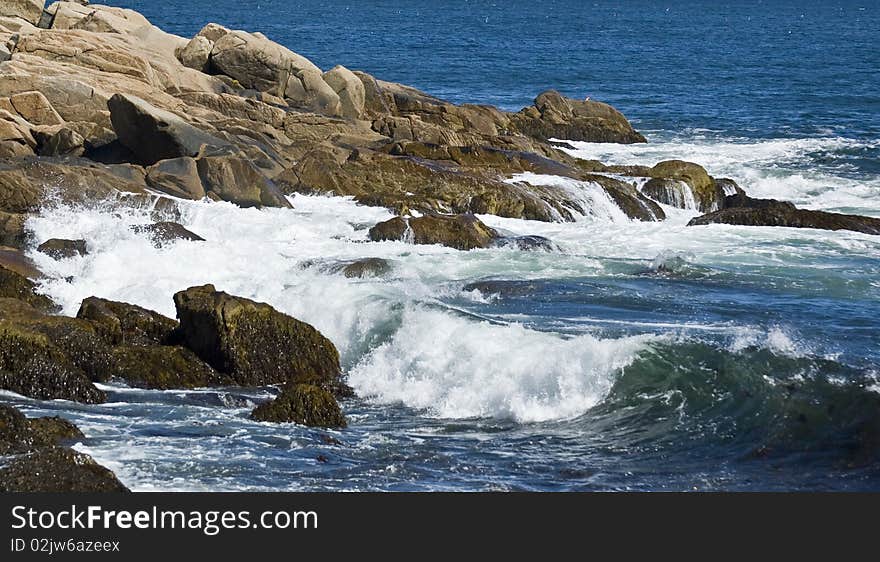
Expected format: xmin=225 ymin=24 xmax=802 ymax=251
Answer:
xmin=8 ymin=0 xmax=876 ymax=491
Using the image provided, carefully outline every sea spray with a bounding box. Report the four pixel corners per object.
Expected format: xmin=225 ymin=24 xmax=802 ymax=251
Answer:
xmin=348 ymin=306 xmax=658 ymax=422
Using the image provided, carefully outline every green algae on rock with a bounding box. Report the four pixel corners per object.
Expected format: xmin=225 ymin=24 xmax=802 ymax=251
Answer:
xmin=173 ymin=284 xmax=348 ymax=394
xmin=251 ymin=383 xmax=347 ymax=428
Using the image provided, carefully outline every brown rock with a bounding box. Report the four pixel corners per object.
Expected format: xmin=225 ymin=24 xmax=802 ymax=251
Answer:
xmin=172 ymin=284 xmax=347 ymax=393
xmin=369 ymin=213 xmax=500 ymax=250
xmin=510 ymin=90 xmax=646 ymax=144
xmin=76 ymin=296 xmax=178 ymax=346
xmin=0 ymin=0 xmax=45 ymax=26
xmin=10 ymin=90 xmax=64 ymax=126
xmin=251 ymin=383 xmax=346 ymax=428
xmin=37 ymin=238 xmax=87 ymax=259
xmin=145 ymin=157 xmax=206 ymax=200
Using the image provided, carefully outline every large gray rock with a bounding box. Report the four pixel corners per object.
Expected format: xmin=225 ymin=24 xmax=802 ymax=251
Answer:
xmin=146 ymin=157 xmax=206 ymax=200
xmin=196 ymin=148 xmax=291 ymax=209
xmin=35 ymin=126 xmax=85 ymax=157
xmin=510 ymin=90 xmax=646 ymax=144
xmin=176 ymin=35 xmax=212 ymax=72
xmin=209 ymin=30 xmax=340 ymax=115
xmin=323 ymin=65 xmax=365 ymax=119
xmin=107 ymin=93 xmax=227 ymax=165
xmin=0 ymin=0 xmax=45 ymax=26
xmin=209 ymin=30 xmax=320 ymax=95
xmin=196 ymin=22 xmax=229 ymax=43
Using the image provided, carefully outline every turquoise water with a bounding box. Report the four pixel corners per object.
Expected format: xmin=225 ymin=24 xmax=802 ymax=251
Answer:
xmin=5 ymin=0 xmax=878 ymax=490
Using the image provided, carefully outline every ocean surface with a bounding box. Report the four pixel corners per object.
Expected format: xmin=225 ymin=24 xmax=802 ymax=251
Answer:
xmin=5 ymin=0 xmax=879 ymax=490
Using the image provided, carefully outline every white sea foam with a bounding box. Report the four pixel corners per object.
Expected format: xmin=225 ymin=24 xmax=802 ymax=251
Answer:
xmin=22 ymin=136 xmax=880 ymax=423
xmin=348 ymin=306 xmax=657 ymax=422
xmin=506 ymin=172 xmax=632 ymax=223
xmin=729 ymin=325 xmax=811 ymax=358
xmin=556 ymin=136 xmax=880 ymax=215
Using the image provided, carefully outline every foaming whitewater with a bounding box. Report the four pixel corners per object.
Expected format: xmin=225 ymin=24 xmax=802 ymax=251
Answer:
xmin=506 ymin=172 xmax=633 ymax=223
xmin=557 ymin=135 xmax=880 ymax=215
xmin=349 ymin=306 xmax=656 ymax=422
xmin=15 ymin=134 xmax=880 ymax=489
xmin=25 ymin=194 xmax=660 ymax=421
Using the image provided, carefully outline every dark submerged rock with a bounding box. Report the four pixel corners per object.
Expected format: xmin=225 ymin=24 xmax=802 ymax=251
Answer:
xmin=492 ymin=235 xmax=558 ymax=252
xmin=463 ymin=280 xmax=543 ymax=298
xmin=688 ymin=193 xmax=880 ymax=235
xmin=336 ymin=257 xmax=392 ymax=278
xmin=251 ymin=383 xmax=347 ymax=428
xmin=37 ymin=238 xmax=88 ymax=259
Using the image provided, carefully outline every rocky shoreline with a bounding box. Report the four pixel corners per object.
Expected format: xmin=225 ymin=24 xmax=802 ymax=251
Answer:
xmin=1 ymin=1 xmax=878 ymax=491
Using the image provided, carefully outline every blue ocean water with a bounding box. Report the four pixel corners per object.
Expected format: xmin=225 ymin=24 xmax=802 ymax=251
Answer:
xmin=7 ymin=0 xmax=878 ymax=490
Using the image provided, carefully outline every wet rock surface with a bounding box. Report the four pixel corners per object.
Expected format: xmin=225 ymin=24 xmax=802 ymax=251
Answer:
xmin=0 ymin=403 xmax=127 ymax=492
xmin=688 ymin=193 xmax=880 ymax=235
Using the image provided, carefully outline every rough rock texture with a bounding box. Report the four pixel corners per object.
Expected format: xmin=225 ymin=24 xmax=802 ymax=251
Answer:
xmin=688 ymin=194 xmax=880 ymax=235
xmin=177 ymin=35 xmax=212 ymax=71
xmin=172 ymin=284 xmax=347 ymax=393
xmin=0 ymin=264 xmax=55 ymax=310
xmin=0 ymin=446 xmax=129 ymax=492
xmin=0 ymin=404 xmax=83 ymax=455
xmin=196 ymin=148 xmax=291 ymax=208
xmin=108 ymin=93 xmax=227 ymax=165
xmin=0 ymin=298 xmax=109 ymax=403
xmin=510 ymin=90 xmax=647 ymax=144
xmin=131 ymin=221 xmax=205 ymax=246
xmin=25 ymin=415 xmax=84 ymax=444
xmin=322 ymin=65 xmax=365 ymax=119
xmin=145 ymin=156 xmax=206 ymax=200
xmin=369 ymin=213 xmax=500 ymax=250
xmin=37 ymin=238 xmax=87 ymax=259
xmin=251 ymin=383 xmax=346 ymax=428
xmin=0 ymin=0 xmax=46 ymax=26
xmin=0 ymin=404 xmax=125 ymax=492
xmin=76 ymin=296 xmax=178 ymax=346
xmin=109 ymin=344 xmax=229 ymax=390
